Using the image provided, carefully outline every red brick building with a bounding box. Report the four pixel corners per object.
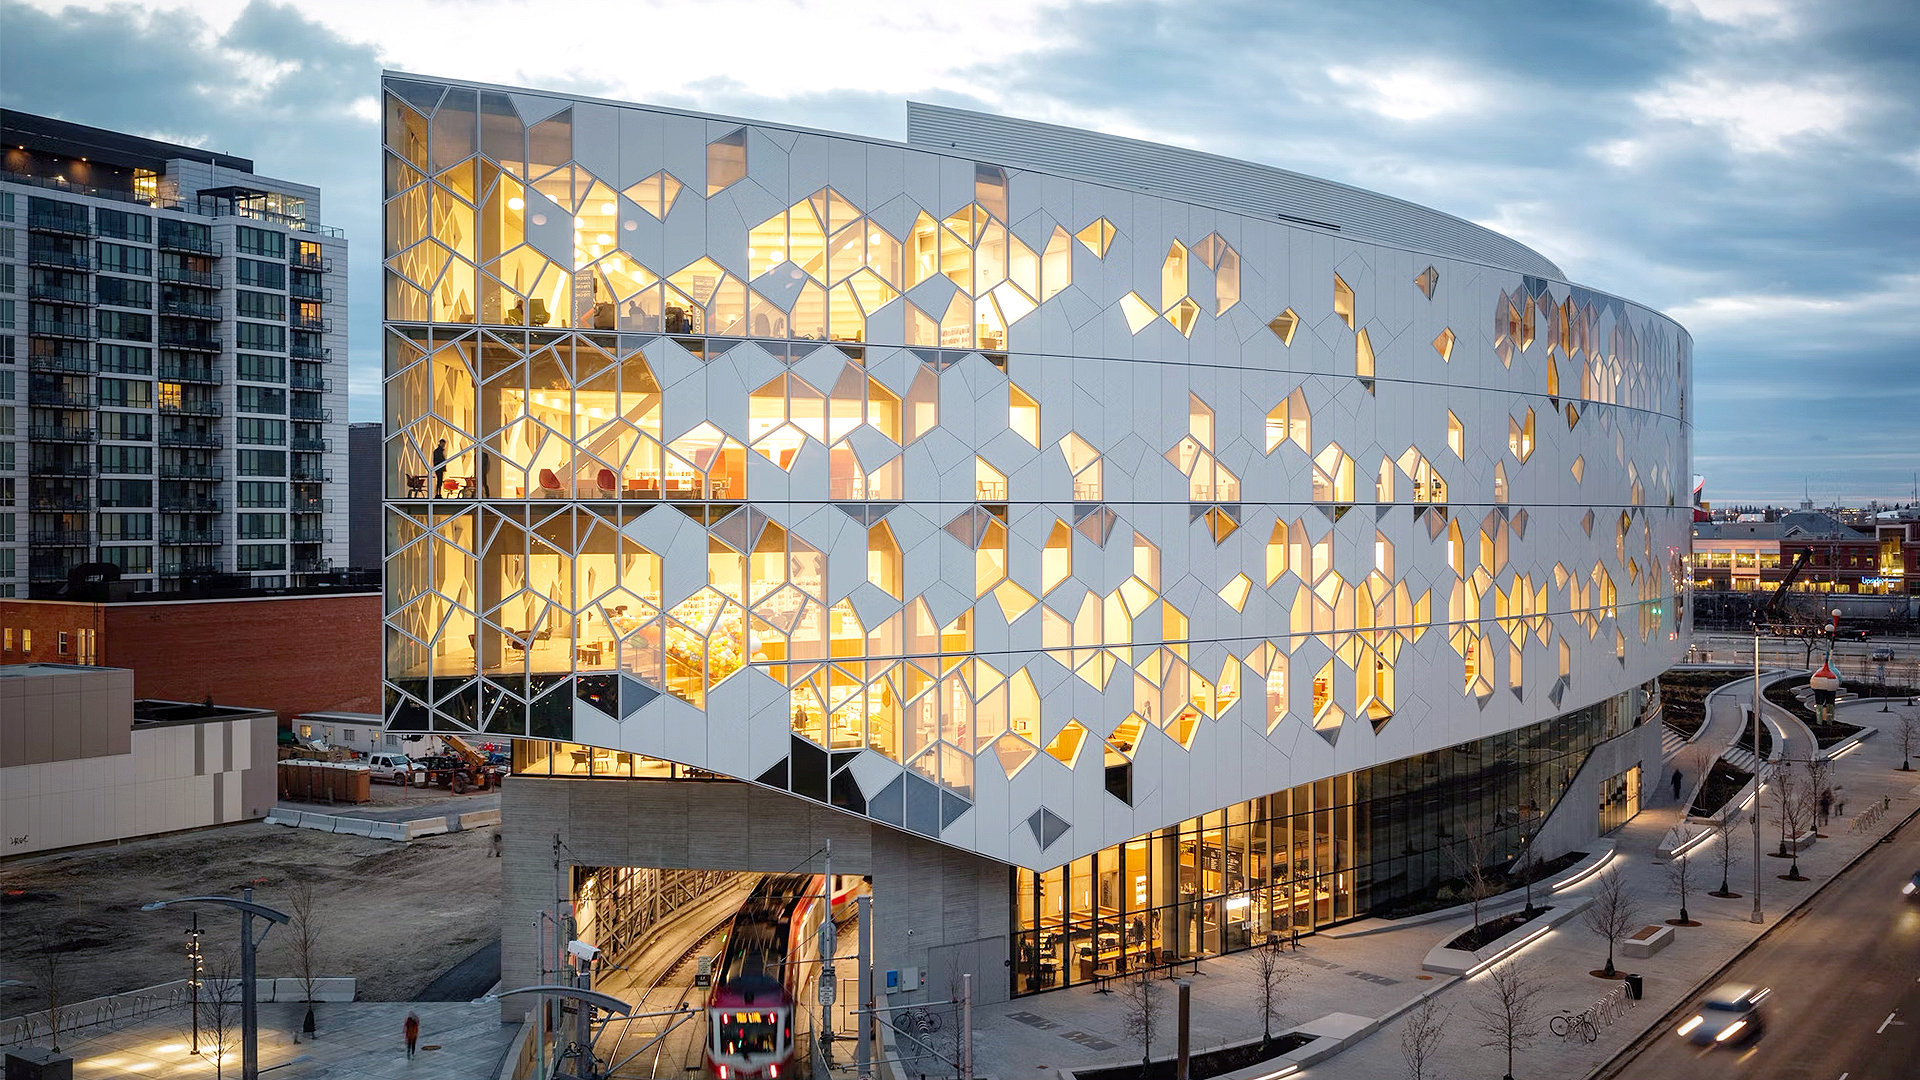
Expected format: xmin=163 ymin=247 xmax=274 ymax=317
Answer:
xmin=0 ymin=592 xmax=380 ymax=723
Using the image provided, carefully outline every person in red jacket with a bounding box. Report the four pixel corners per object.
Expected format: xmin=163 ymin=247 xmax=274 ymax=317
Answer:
xmin=404 ymin=1012 xmax=420 ymax=1059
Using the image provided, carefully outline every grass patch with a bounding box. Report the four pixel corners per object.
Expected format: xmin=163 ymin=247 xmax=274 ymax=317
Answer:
xmin=1765 ymin=675 xmax=1867 ymax=748
xmin=1689 ymin=759 xmax=1753 ymax=818
xmin=1658 ymin=669 xmax=1749 ymax=740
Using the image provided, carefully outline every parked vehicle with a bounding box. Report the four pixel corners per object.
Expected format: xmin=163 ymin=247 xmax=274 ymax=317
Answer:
xmin=1870 ymin=646 xmax=1895 ymax=662
xmin=365 ymin=752 xmax=427 ymax=786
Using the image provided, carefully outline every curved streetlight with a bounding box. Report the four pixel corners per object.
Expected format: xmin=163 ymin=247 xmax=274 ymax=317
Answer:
xmin=478 ymin=985 xmax=638 ymax=1080
xmin=142 ymin=888 xmax=289 ymax=1080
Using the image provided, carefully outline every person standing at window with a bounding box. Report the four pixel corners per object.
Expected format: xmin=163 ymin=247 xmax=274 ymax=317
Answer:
xmin=432 ymin=439 xmax=448 ymax=497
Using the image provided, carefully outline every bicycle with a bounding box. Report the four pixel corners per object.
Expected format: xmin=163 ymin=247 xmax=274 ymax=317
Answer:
xmin=1550 ymin=1011 xmax=1597 ymax=1042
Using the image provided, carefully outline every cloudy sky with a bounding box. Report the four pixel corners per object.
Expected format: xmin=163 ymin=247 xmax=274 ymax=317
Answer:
xmin=5 ymin=0 xmax=1916 ymax=506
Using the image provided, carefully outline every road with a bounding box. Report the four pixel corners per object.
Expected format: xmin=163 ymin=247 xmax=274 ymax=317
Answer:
xmin=1691 ymin=631 xmax=1920 ymax=683
xmin=1612 ymin=809 xmax=1920 ymax=1080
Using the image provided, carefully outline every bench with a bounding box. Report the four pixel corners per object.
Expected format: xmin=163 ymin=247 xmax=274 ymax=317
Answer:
xmin=1091 ymin=955 xmax=1205 ymax=993
xmin=1622 ymin=923 xmax=1674 ymax=958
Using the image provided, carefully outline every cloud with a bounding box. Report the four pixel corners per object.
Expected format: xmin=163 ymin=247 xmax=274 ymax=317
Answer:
xmin=1634 ymin=72 xmax=1867 ymax=153
xmin=3 ymin=0 xmax=1915 ymax=505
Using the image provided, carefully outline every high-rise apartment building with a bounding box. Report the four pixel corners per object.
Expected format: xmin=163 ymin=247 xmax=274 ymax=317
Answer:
xmin=0 ymin=111 xmax=348 ymax=595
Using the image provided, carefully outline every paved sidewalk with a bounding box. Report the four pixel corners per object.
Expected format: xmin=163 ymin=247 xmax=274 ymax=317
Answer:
xmin=961 ymin=687 xmax=1919 ymax=1080
xmin=16 ymin=1000 xmax=517 ymax=1079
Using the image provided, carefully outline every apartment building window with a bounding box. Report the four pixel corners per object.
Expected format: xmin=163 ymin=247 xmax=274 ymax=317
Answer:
xmin=20 ymin=629 xmax=30 ymax=653
xmin=237 ymin=385 xmax=286 ymax=415
xmin=238 ymin=480 xmax=286 ymax=508
xmin=58 ymin=631 xmax=69 ymax=655
xmin=98 ymin=411 xmax=153 ymax=441
xmin=101 ymin=546 xmax=154 ymax=574
xmin=96 ymin=208 xmax=153 ymax=243
xmin=0 ymin=192 xmax=13 ymax=221
xmin=0 ymin=224 xmax=14 ymax=256
xmin=236 ymin=322 xmax=286 ymax=353
xmin=236 ymin=417 xmax=286 ymax=445
xmin=1 ymin=371 xmax=12 ymax=401
xmin=158 ymin=219 xmax=211 ymax=251
xmin=99 ymin=445 xmax=153 ymax=474
xmin=0 ymin=444 xmax=12 ymax=472
xmin=235 ymin=226 xmax=286 ymax=260
xmin=236 ymin=258 xmax=287 ymax=290
xmin=237 ymin=353 xmax=286 ymax=382
xmin=0 ymin=478 xmax=13 ymax=506
xmin=239 ymin=512 xmax=286 ymax=540
xmin=98 ymin=478 xmax=153 ymax=508
xmin=237 ymin=289 xmax=286 ymax=321
xmin=97 ymin=309 xmax=154 ymax=342
xmin=98 ymin=344 xmax=153 ymax=375
xmin=95 ymin=242 xmax=153 ymax=277
xmin=238 ymin=449 xmax=286 ymax=476
xmin=96 ymin=276 xmax=155 ymax=308
xmin=0 ymin=263 xmax=13 ymax=293
xmin=238 ymin=543 xmax=287 ymax=571
xmin=99 ymin=512 xmax=153 ymax=541
xmin=98 ymin=378 xmax=153 ymax=409
xmin=0 ymin=299 xmax=13 ymax=330
xmin=77 ymin=627 xmax=96 ymax=665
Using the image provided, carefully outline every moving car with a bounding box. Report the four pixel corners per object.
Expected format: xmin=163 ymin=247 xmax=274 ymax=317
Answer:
xmin=1904 ymin=870 xmax=1920 ymax=898
xmin=1676 ymin=983 xmax=1768 ymax=1047
xmin=1870 ymin=646 xmax=1895 ymax=662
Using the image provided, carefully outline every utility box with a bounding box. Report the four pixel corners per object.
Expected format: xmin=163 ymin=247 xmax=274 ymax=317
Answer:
xmin=6 ymin=1047 xmax=75 ymax=1080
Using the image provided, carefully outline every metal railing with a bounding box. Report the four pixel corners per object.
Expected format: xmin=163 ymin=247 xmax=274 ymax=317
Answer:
xmin=27 ymin=386 xmax=95 ymax=409
xmin=27 ymin=211 xmax=93 ymax=237
xmin=292 ymin=558 xmax=334 ymax=574
xmin=290 ymin=467 xmax=331 ymax=483
xmin=158 ymin=265 xmax=221 ymax=288
xmin=290 ymin=497 xmax=332 ymax=513
xmin=28 ymin=529 xmax=92 ymax=546
xmin=27 ymin=349 xmax=94 ymax=375
xmin=159 ymin=529 xmax=225 ymax=545
xmin=27 ymin=282 xmax=92 ymax=304
xmin=28 ymin=424 xmax=97 ymax=443
xmin=28 ymin=495 xmax=91 ymax=511
xmin=159 ymin=399 xmax=223 ymax=417
xmin=289 ymin=343 xmax=330 ymax=361
xmin=158 ymin=430 xmax=222 ymax=448
xmin=158 ymin=361 xmax=222 ymax=384
xmin=157 ymin=230 xmax=219 ymax=256
xmin=291 ymin=251 xmax=333 ymax=271
xmin=289 ymin=374 xmax=330 ymax=391
xmin=289 ymin=281 xmax=330 ymax=302
xmin=290 ymin=437 xmax=328 ymax=452
xmin=159 ymin=462 xmax=224 ymax=480
xmin=159 ymin=298 xmax=221 ymax=320
xmin=28 ymin=318 xmax=97 ymax=340
xmin=158 ymin=562 xmax=222 ymax=577
xmin=290 ymin=405 xmax=331 ymax=422
xmin=158 ymin=495 xmax=223 ymax=512
xmin=27 ymin=459 xmax=94 ymax=477
xmin=288 ymin=313 xmax=330 ymax=333
xmin=291 ymin=527 xmax=333 ymax=543
xmin=25 ymin=247 xmax=90 ymax=271
xmin=157 ymin=329 xmax=221 ymax=351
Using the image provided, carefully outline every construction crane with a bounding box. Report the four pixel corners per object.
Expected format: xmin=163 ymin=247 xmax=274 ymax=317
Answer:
xmin=1751 ymin=548 xmax=1815 ymax=636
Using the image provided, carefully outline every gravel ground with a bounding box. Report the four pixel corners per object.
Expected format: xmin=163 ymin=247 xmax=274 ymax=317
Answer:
xmin=0 ymin=816 xmax=501 ymax=1019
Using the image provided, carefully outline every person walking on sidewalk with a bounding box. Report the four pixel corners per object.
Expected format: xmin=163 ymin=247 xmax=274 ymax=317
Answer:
xmin=404 ymin=1011 xmax=420 ymax=1059
xmin=1672 ymin=769 xmax=1683 ymax=801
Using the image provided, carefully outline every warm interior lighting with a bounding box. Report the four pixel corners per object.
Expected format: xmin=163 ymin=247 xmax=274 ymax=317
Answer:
xmin=507 ymin=196 xmax=524 ymax=210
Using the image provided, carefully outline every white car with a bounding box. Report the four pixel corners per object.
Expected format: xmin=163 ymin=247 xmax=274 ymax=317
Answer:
xmin=365 ymin=752 xmax=427 ymax=786
xmin=1676 ymin=984 xmax=1768 ymax=1047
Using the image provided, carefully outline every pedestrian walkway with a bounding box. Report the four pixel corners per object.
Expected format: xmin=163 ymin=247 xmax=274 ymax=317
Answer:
xmin=16 ymin=1000 xmax=517 ymax=1079
xmin=959 ymin=687 xmax=1919 ymax=1080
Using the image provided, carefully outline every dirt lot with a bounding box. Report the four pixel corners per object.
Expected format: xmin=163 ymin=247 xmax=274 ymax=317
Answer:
xmin=0 ymin=809 xmax=501 ymax=1019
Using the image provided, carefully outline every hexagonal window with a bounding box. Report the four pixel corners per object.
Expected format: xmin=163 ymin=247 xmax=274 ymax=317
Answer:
xmin=1334 ymin=274 xmax=1355 ymax=330
xmin=1219 ymin=573 xmax=1253 ymax=612
xmin=1119 ymin=292 xmax=1157 ymax=334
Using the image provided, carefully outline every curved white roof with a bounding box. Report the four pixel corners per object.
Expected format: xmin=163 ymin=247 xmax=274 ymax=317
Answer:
xmin=906 ymin=102 xmax=1565 ymax=280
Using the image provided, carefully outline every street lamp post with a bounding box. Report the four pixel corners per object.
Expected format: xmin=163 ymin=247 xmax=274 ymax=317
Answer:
xmin=1751 ymin=625 xmax=1765 ymax=924
xmin=481 ymin=985 xmax=635 ymax=1080
xmin=143 ymin=887 xmax=290 ymax=1080
xmin=186 ymin=914 xmax=203 ymax=1054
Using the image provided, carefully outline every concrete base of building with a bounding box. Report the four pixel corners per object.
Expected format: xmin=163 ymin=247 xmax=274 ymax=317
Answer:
xmin=497 ymin=775 xmax=1011 ymax=1022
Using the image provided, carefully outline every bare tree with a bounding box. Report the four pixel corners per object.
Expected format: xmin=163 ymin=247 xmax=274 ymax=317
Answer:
xmin=1470 ymin=956 xmax=1543 ymax=1080
xmin=1708 ymin=803 xmax=1742 ymax=898
xmin=34 ymin=947 xmax=73 ymax=1054
xmin=1665 ymin=848 xmax=1699 ymax=925
xmin=181 ymin=957 xmax=241 ymax=1080
xmin=1580 ymin=868 xmax=1641 ymax=978
xmin=1900 ymin=712 xmax=1917 ymax=772
xmin=1444 ymin=825 xmax=1499 ymax=935
xmin=1769 ymin=761 xmax=1800 ymax=857
xmin=1400 ymin=995 xmax=1448 ymax=1080
xmin=1118 ymin=968 xmax=1163 ymax=1077
xmin=1673 ymin=743 xmax=1717 ymax=814
xmin=1250 ymin=940 xmax=1294 ymax=1048
xmin=282 ymin=879 xmax=324 ymax=1039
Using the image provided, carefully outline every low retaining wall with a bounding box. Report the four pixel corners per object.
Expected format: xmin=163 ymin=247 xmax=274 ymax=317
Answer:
xmin=1421 ymin=895 xmax=1596 ymax=976
xmin=264 ymin=807 xmax=501 ymax=841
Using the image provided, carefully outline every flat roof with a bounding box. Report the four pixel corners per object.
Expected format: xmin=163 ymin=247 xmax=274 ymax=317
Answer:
xmin=0 ymin=662 xmax=131 ymax=679
xmin=134 ymin=698 xmax=275 ymax=725
xmin=2 ymin=109 xmax=253 ymax=173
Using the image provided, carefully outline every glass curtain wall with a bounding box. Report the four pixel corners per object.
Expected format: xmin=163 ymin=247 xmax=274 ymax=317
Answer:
xmin=1011 ymin=690 xmax=1634 ymax=995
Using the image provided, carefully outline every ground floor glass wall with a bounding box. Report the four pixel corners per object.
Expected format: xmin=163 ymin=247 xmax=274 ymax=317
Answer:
xmin=1011 ymin=689 xmax=1642 ymax=994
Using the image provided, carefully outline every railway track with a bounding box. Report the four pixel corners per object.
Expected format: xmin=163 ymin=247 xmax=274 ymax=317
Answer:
xmin=604 ymin=876 xmax=760 ymax=1078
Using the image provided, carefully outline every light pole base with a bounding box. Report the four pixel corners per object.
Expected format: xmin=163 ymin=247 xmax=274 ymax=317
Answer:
xmin=1749 ymin=911 xmax=1764 ymax=924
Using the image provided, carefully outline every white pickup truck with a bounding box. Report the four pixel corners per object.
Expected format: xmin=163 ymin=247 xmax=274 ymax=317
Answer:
xmin=365 ymin=752 xmax=428 ymax=786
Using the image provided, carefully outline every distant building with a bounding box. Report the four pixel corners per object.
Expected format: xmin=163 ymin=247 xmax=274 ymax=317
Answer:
xmin=1 ymin=109 xmax=349 ymax=597
xmin=348 ymin=421 xmax=381 ymax=570
xmin=0 ymin=663 xmax=276 ymax=855
xmin=0 ymin=588 xmax=380 ymax=720
xmin=1692 ymin=510 xmax=1905 ymax=595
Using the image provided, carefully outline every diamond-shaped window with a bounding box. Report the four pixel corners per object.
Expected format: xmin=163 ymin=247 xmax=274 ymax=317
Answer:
xmin=1268 ymin=308 xmax=1299 ymax=346
xmin=1076 ymin=218 xmax=1116 ymax=258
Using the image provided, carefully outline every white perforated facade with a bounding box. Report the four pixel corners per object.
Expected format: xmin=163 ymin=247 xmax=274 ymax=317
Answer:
xmin=380 ymin=74 xmax=1692 ymax=888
